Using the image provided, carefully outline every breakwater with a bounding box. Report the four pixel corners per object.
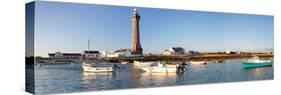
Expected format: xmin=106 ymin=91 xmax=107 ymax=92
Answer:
xmin=103 ymin=54 xmax=273 ymax=62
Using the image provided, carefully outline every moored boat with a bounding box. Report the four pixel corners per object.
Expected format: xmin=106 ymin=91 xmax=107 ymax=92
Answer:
xmin=190 ymin=61 xmax=207 ymax=65
xmin=82 ymin=62 xmax=114 ymax=72
xmin=121 ymin=61 xmax=129 ymax=64
xmin=141 ymin=62 xmax=177 ymax=73
xmin=134 ymin=61 xmax=186 ymax=73
xmin=213 ymin=60 xmax=224 ymax=63
xmin=82 ymin=39 xmax=117 ymax=72
xmin=134 ymin=61 xmax=156 ymax=67
xmin=242 ymin=56 xmax=272 ymax=68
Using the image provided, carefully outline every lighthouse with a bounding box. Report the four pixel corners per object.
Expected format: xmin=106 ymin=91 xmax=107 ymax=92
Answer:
xmin=131 ymin=8 xmax=143 ymax=55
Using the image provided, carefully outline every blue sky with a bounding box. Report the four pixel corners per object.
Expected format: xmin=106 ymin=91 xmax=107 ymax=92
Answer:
xmin=32 ymin=1 xmax=273 ymax=56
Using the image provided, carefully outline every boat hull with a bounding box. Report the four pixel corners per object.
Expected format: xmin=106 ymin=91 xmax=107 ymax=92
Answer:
xmin=82 ymin=63 xmax=114 ymax=72
xmin=141 ymin=67 xmax=177 ymax=73
xmin=134 ymin=61 xmax=156 ymax=67
xmin=134 ymin=61 xmax=179 ymax=73
xmin=82 ymin=65 xmax=113 ymax=72
xmin=190 ymin=61 xmax=207 ymax=65
xmin=242 ymin=62 xmax=272 ymax=68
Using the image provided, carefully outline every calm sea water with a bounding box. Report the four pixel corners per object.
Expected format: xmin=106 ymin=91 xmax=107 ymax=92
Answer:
xmin=34 ymin=59 xmax=273 ymax=94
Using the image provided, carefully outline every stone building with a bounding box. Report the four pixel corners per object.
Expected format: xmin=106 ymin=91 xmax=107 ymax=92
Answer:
xmin=48 ymin=52 xmax=81 ymax=59
xmin=82 ymin=50 xmax=100 ymax=58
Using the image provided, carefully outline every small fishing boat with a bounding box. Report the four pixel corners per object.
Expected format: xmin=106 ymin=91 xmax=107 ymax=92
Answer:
xmin=82 ymin=62 xmax=114 ymax=72
xmin=134 ymin=61 xmax=156 ymax=67
xmin=242 ymin=56 xmax=272 ymax=68
xmin=82 ymin=39 xmax=117 ymax=72
xmin=134 ymin=61 xmax=185 ymax=73
xmin=121 ymin=61 xmax=129 ymax=64
xmin=213 ymin=60 xmax=224 ymax=63
xmin=190 ymin=61 xmax=207 ymax=65
xmin=140 ymin=61 xmax=177 ymax=73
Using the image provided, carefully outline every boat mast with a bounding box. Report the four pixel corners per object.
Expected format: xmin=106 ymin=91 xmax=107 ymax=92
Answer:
xmin=88 ymin=39 xmax=90 ymax=57
xmin=88 ymin=39 xmax=90 ymax=52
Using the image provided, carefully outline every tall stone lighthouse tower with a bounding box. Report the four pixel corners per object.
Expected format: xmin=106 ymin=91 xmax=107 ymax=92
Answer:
xmin=131 ymin=8 xmax=143 ymax=55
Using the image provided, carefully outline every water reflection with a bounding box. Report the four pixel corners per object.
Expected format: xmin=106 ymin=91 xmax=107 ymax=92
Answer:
xmin=35 ymin=60 xmax=273 ymax=94
xmin=82 ymin=72 xmax=113 ymax=81
xmin=81 ymin=72 xmax=113 ymax=89
xmin=244 ymin=67 xmax=271 ymax=79
xmin=191 ymin=64 xmax=207 ymax=68
xmin=139 ymin=73 xmax=177 ymax=87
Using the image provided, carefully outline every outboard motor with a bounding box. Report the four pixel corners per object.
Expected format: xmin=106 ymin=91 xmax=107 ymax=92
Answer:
xmin=177 ymin=62 xmax=187 ymax=73
xmin=113 ymin=64 xmax=120 ymax=71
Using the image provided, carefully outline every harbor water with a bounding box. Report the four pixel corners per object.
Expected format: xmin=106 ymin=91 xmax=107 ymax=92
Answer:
xmin=34 ymin=59 xmax=273 ymax=94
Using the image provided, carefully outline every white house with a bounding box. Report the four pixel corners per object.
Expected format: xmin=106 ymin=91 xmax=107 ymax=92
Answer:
xmin=82 ymin=50 xmax=100 ymax=58
xmin=162 ymin=47 xmax=186 ymax=55
xmin=107 ymin=49 xmax=131 ymax=57
xmin=162 ymin=50 xmax=172 ymax=55
xmin=226 ymin=50 xmax=231 ymax=54
xmin=100 ymin=51 xmax=110 ymax=58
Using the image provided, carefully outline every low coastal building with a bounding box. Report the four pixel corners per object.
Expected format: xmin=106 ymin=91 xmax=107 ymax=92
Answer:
xmin=82 ymin=50 xmax=100 ymax=58
xmin=107 ymin=49 xmax=131 ymax=57
xmin=48 ymin=52 xmax=82 ymax=59
xmin=226 ymin=50 xmax=231 ymax=54
xmin=225 ymin=50 xmax=239 ymax=54
xmin=46 ymin=52 xmax=82 ymax=64
xmin=100 ymin=51 xmax=110 ymax=58
xmin=162 ymin=50 xmax=172 ymax=55
xmin=249 ymin=49 xmax=274 ymax=54
xmin=162 ymin=47 xmax=186 ymax=55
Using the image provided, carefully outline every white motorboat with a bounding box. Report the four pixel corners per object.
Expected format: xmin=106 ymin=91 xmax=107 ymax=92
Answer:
xmin=134 ymin=61 xmax=181 ymax=73
xmin=190 ymin=61 xmax=207 ymax=65
xmin=82 ymin=39 xmax=116 ymax=72
xmin=82 ymin=62 xmax=114 ymax=72
xmin=134 ymin=61 xmax=156 ymax=67
xmin=121 ymin=61 xmax=129 ymax=64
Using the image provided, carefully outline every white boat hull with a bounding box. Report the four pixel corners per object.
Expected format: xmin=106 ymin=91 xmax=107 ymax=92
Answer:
xmin=134 ymin=61 xmax=156 ymax=67
xmin=244 ymin=60 xmax=271 ymax=64
xmin=141 ymin=67 xmax=177 ymax=73
xmin=134 ymin=61 xmax=178 ymax=73
xmin=190 ymin=61 xmax=206 ymax=65
xmin=82 ymin=63 xmax=114 ymax=72
xmin=121 ymin=62 xmax=129 ymax=64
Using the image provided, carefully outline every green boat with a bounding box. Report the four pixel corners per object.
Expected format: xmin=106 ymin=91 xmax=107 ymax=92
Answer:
xmin=242 ymin=56 xmax=273 ymax=68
